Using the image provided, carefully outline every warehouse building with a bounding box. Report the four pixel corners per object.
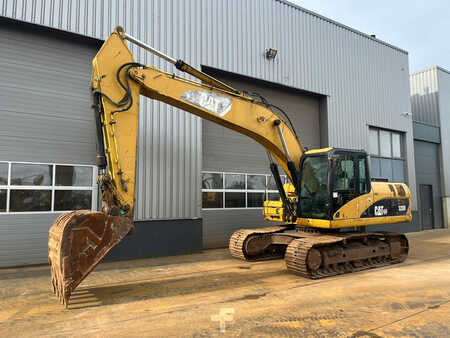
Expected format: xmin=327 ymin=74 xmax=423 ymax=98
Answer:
xmin=0 ymin=0 xmax=418 ymax=267
xmin=410 ymin=66 xmax=450 ymax=230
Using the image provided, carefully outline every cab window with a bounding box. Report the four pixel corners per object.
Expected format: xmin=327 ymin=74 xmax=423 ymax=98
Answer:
xmin=332 ymin=154 xmax=370 ymax=214
xmin=334 ymin=157 xmax=354 ymax=191
xmin=299 ymin=156 xmax=329 ymax=219
xmin=332 ymin=155 xmax=357 ymax=213
xmin=358 ymin=156 xmax=369 ymax=194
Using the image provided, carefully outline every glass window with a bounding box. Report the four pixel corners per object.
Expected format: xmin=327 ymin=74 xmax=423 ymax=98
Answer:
xmin=225 ymin=192 xmax=245 ymax=208
xmin=380 ymin=158 xmax=394 ymax=182
xmin=248 ymin=192 xmax=265 ymax=207
xmin=370 ymin=157 xmax=381 ymax=179
xmin=225 ymin=174 xmax=245 ymax=190
xmin=392 ymin=159 xmax=405 ymax=182
xmin=369 ymin=128 xmax=405 ymax=183
xmin=268 ymin=192 xmax=280 ymax=201
xmin=369 ymin=129 xmax=379 ymax=155
xmin=10 ymin=190 xmax=51 ymax=212
xmin=247 ymin=175 xmax=266 ymax=190
xmin=334 ymin=157 xmax=355 ymax=191
xmin=0 ymin=189 xmax=6 ymax=212
xmin=11 ymin=163 xmax=53 ymax=186
xmin=55 ymin=166 xmax=93 ymax=186
xmin=202 ymin=172 xmax=223 ymax=189
xmin=392 ymin=133 xmax=401 ymax=158
xmin=0 ymin=163 xmax=8 ymax=185
xmin=359 ymin=157 xmax=369 ymax=194
xmin=202 ymin=192 xmax=223 ymax=208
xmin=267 ymin=176 xmax=278 ymax=190
xmin=201 ymin=171 xmax=286 ymax=209
xmin=54 ymin=190 xmax=92 ymax=211
xmin=299 ymin=156 xmax=329 ymax=219
xmin=379 ymin=130 xmax=392 ymax=158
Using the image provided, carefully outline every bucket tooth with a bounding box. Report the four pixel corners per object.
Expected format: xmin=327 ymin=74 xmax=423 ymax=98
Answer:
xmin=48 ymin=210 xmax=133 ymax=307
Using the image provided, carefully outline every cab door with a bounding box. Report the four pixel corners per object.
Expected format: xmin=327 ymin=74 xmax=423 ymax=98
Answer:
xmin=332 ymin=153 xmax=370 ymax=216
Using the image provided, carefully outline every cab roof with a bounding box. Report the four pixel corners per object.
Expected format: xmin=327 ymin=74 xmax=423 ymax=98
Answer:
xmin=304 ymin=147 xmax=367 ymax=156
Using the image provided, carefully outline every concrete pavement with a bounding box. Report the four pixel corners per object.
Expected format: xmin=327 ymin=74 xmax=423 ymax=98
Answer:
xmin=0 ymin=229 xmax=449 ymax=337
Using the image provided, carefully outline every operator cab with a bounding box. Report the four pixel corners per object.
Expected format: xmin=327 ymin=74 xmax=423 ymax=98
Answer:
xmin=298 ymin=148 xmax=371 ymax=220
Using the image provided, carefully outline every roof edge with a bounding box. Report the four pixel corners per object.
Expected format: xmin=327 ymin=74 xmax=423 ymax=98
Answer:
xmin=436 ymin=66 xmax=450 ymax=75
xmin=411 ymin=66 xmax=450 ymax=77
xmin=277 ymin=0 xmax=408 ymax=55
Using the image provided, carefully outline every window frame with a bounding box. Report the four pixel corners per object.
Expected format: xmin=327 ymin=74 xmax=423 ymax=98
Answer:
xmin=0 ymin=160 xmax=98 ymax=214
xmin=369 ymin=127 xmax=404 ymax=160
xmin=368 ymin=127 xmax=406 ymax=183
xmin=201 ymin=171 xmax=285 ymax=210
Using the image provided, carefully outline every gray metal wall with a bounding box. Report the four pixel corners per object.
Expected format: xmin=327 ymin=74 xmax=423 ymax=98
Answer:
xmin=203 ymin=210 xmax=273 ymax=249
xmin=414 ymin=140 xmax=443 ymax=229
xmin=0 ymin=0 xmax=416 ymax=215
xmin=410 ymin=67 xmax=440 ymax=126
xmin=0 ymin=22 xmax=99 ymax=266
xmin=0 ymin=22 xmax=98 ymax=164
xmin=436 ymin=68 xmax=450 ymax=197
xmin=410 ymin=66 xmax=450 ymax=227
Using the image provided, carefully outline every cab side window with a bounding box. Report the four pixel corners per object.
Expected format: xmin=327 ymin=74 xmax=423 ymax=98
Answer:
xmin=333 ymin=155 xmax=357 ymax=213
xmin=299 ymin=156 xmax=329 ymax=219
xmin=358 ymin=157 xmax=369 ymax=194
xmin=334 ymin=157 xmax=355 ymax=191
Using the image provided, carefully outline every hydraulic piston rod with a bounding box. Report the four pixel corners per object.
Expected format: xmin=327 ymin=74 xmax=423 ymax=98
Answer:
xmin=117 ymin=26 xmax=238 ymax=93
xmin=274 ymin=119 xmax=291 ymax=162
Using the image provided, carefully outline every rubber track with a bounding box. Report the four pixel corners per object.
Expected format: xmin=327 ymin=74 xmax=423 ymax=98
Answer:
xmin=285 ymin=232 xmax=408 ymax=279
xmin=229 ymin=226 xmax=292 ymax=261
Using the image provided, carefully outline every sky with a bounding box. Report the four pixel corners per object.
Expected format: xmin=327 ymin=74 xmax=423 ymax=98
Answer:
xmin=291 ymin=0 xmax=450 ymax=73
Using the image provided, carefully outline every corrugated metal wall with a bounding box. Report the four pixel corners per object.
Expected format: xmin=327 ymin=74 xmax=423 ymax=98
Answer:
xmin=410 ymin=67 xmax=450 ymax=198
xmin=0 ymin=22 xmax=98 ymax=164
xmin=0 ymin=23 xmax=99 ymax=266
xmin=414 ymin=140 xmax=443 ymax=229
xmin=436 ymin=68 xmax=450 ymax=197
xmin=410 ymin=67 xmax=440 ymax=126
xmin=0 ymin=0 xmax=415 ymax=215
xmin=409 ymin=66 xmax=450 ymax=227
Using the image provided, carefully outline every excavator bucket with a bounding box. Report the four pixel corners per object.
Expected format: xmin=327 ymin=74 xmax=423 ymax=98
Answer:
xmin=48 ymin=210 xmax=133 ymax=307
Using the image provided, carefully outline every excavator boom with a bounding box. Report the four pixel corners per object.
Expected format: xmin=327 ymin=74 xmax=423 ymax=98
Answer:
xmin=49 ymin=27 xmax=411 ymax=307
xmin=48 ymin=27 xmax=303 ymax=306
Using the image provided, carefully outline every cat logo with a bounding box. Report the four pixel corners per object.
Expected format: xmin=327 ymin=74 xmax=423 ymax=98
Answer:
xmin=374 ymin=205 xmax=388 ymax=216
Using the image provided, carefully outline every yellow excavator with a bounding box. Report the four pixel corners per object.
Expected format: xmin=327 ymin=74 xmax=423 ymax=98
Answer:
xmin=48 ymin=27 xmax=411 ymax=307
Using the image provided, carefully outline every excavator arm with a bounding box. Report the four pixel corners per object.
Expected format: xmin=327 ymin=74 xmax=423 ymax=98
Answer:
xmin=48 ymin=27 xmax=303 ymax=306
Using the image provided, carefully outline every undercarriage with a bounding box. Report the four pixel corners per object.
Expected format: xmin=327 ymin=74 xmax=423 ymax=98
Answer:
xmin=229 ymin=226 xmax=409 ymax=278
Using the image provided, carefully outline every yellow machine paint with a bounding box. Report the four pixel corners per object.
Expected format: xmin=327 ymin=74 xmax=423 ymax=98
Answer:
xmin=264 ymin=148 xmax=412 ymax=228
xmin=91 ymin=31 xmax=140 ymax=216
xmin=264 ymin=185 xmax=411 ymax=228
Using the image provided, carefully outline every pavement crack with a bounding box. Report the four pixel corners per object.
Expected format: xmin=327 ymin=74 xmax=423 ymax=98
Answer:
xmin=362 ymin=299 xmax=449 ymax=334
xmin=218 ymin=292 xmax=268 ymax=303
